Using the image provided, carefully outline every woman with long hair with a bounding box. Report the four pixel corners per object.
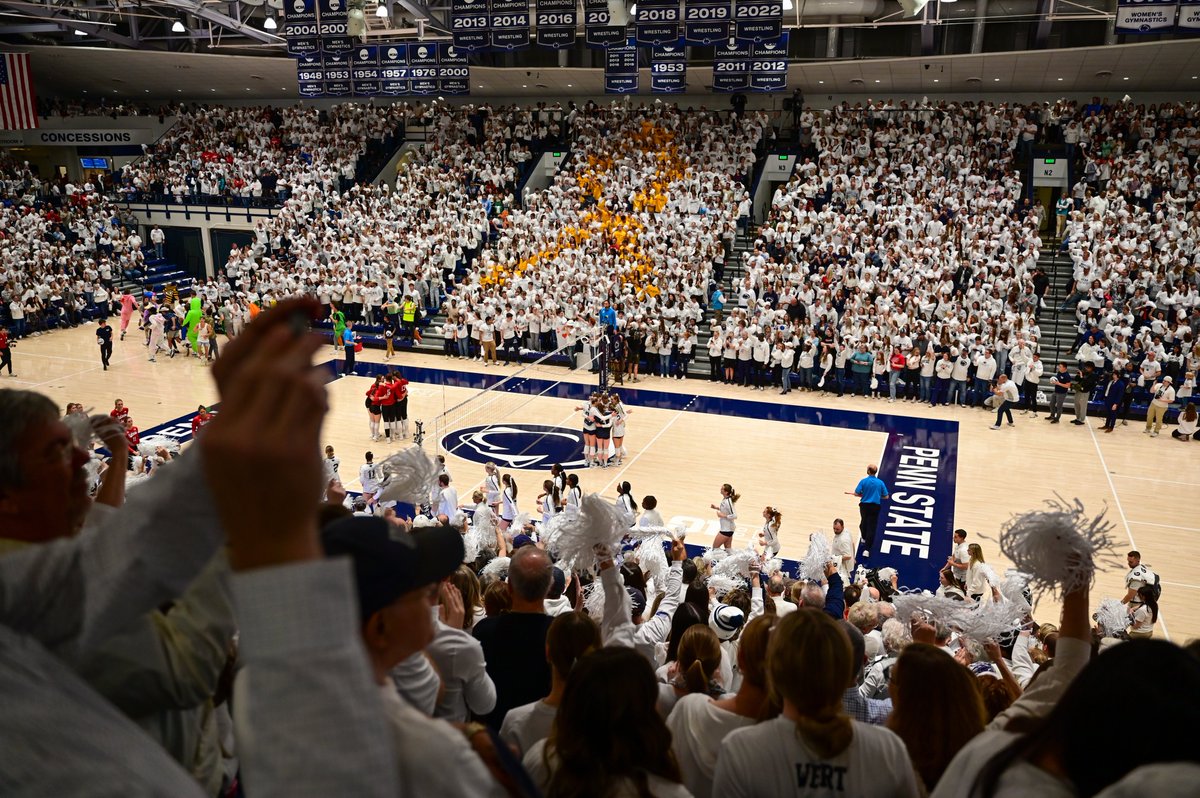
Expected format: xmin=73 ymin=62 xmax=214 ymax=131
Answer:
xmin=446 ymin=564 xmax=484 ymax=631
xmin=668 ymin=615 xmax=780 ymax=798
xmin=758 ymin=506 xmax=782 ymax=559
xmin=712 ymin=610 xmax=918 ymax=796
xmin=563 ymin=473 xmax=582 ymax=518
xmin=524 ymin=646 xmax=689 ymax=798
xmin=499 ymin=473 xmax=518 ymax=532
xmin=592 ymin=393 xmax=613 ymax=468
xmin=1172 ymin=401 xmax=1199 ymax=440
xmin=365 ymin=375 xmax=386 ymax=442
xmin=500 ymin=612 xmax=601 ymax=757
xmin=659 ymin=625 xmax=726 ymax=716
xmin=1127 ymin=584 xmax=1158 ymax=638
xmin=389 ymin=370 xmax=410 ymax=439
xmin=611 ymin=391 xmax=631 ymax=465
xmin=484 ymin=462 xmax=501 ymax=519
xmin=615 ymin=480 xmax=638 ymax=522
xmin=710 ymin=483 xmax=740 ymax=550
xmin=576 ymin=393 xmax=597 ymax=467
xmin=965 ymin=543 xmax=997 ymax=604
xmin=887 ymin=643 xmax=987 ymax=792
xmin=538 ymin=479 xmax=561 ymax=526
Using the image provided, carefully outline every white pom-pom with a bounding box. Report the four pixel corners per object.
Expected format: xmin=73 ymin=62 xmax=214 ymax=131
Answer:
xmin=375 ymin=447 xmax=439 ymax=506
xmin=994 ymin=496 xmax=1118 ymax=598
xmin=62 ymin=412 xmax=96 ymax=449
xmin=704 ymin=547 xmax=729 ymax=566
xmin=1094 ymin=598 xmax=1128 ymax=637
xmin=713 ymin=547 xmax=759 ymax=581
xmin=513 ymin=511 xmax=533 ymax=531
xmin=125 ymin=470 xmax=154 ymax=492
xmin=461 ymin=527 xmax=480 ymax=565
xmin=137 ymin=435 xmax=180 ymax=457
xmin=582 ymin=580 xmax=606 ymax=620
xmin=480 ymin=556 xmax=510 ymax=583
xmin=539 ymin=494 xmax=627 ymax=573
xmin=953 ymin=598 xmax=1029 ymax=643
xmin=999 ymin=569 xmax=1033 ymax=613
xmin=706 ymin=574 xmax=744 ymax=600
xmin=632 ymin=538 xmax=668 ymax=587
xmin=800 ymin=531 xmax=833 ymax=583
xmin=762 ymin=557 xmax=783 ymax=577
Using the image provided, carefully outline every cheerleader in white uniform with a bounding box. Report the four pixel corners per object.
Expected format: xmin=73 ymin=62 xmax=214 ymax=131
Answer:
xmin=576 ymin=395 xmax=597 ymax=467
xmin=484 ymin=462 xmax=501 ymax=518
xmin=499 ymin=473 xmax=518 ymax=532
xmin=710 ymin=483 xmax=740 ymax=549
xmin=611 ymin=392 xmax=630 ymax=465
xmin=758 ymin=506 xmax=782 ymax=558
xmin=614 ymin=481 xmax=638 ymax=524
xmin=564 ymin=473 xmax=583 ymax=518
xmin=538 ymin=479 xmax=560 ymax=525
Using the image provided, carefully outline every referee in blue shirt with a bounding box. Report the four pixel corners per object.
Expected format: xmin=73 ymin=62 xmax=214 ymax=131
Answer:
xmin=846 ymin=464 xmax=889 ymax=558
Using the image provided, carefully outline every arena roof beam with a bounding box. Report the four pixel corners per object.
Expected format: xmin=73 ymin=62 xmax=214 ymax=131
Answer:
xmin=0 ymin=0 xmax=139 ymax=46
xmin=151 ymin=0 xmax=285 ymax=44
xmin=393 ymin=0 xmax=450 ymax=32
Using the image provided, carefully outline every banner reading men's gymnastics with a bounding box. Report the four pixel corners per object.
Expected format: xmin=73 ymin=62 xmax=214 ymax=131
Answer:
xmin=635 ymin=0 xmax=681 ymax=46
xmin=604 ymin=42 xmax=639 ymax=93
xmin=535 ymin=0 xmax=578 ymax=48
xmin=490 ymin=0 xmax=532 ymax=50
xmin=319 ymin=0 xmax=354 ymax=54
xmin=284 ymin=0 xmax=321 ymax=56
xmin=438 ymin=43 xmax=472 ymax=95
xmin=351 ymin=44 xmax=382 ymax=96
xmin=1176 ymin=0 xmax=1200 ymax=30
xmin=711 ymin=39 xmax=750 ymax=92
xmin=450 ymin=0 xmax=490 ymax=51
xmin=585 ymin=0 xmax=627 ymax=47
xmin=296 ymin=54 xmax=325 ymax=96
xmin=734 ymin=0 xmax=783 ymax=42
xmin=322 ymin=51 xmax=353 ymax=96
xmin=377 ymin=42 xmax=411 ymax=95
xmin=684 ymin=0 xmax=730 ymax=44
xmin=650 ymin=40 xmax=687 ymax=93
xmin=749 ymin=32 xmax=788 ymax=91
xmin=1114 ymin=0 xmax=1177 ymax=33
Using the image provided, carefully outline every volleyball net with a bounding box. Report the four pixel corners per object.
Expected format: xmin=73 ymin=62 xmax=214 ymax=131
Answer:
xmin=426 ymin=341 xmax=606 ymax=467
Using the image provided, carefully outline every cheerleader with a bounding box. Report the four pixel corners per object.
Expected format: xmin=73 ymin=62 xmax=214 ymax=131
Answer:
xmin=611 ymin=392 xmax=630 ymax=465
xmin=709 ymin=483 xmax=740 ymax=549
xmin=365 ymin=376 xmax=386 ymax=441
xmin=592 ymin=394 xmax=613 ymax=468
xmin=538 ymin=479 xmax=560 ymax=525
xmin=564 ymin=473 xmax=583 ymax=518
xmin=615 ymin=480 xmax=638 ymax=523
xmin=638 ymin=495 xmax=663 ymax=528
xmin=576 ymin=394 xmax=597 ymax=466
xmin=499 ymin=473 xmax=518 ymax=532
xmin=484 ymin=462 xmax=502 ymax=517
xmin=390 ymin=370 xmax=411 ymax=439
xmin=550 ymin=463 xmax=568 ymax=497
xmin=758 ymin=506 xmax=782 ymax=559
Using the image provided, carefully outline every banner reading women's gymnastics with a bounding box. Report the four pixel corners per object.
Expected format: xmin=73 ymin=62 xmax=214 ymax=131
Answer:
xmin=1114 ymin=0 xmax=1177 ymax=33
xmin=1177 ymin=0 xmax=1200 ymax=30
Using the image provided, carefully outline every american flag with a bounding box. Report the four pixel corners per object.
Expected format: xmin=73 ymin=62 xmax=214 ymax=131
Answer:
xmin=0 ymin=53 xmax=38 ymax=131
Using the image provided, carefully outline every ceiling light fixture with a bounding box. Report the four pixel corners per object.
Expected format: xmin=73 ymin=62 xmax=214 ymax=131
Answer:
xmin=1122 ymin=76 xmax=1129 ymax=80
xmin=171 ymin=19 xmax=186 ymax=33
xmin=783 ymin=0 xmax=793 ymax=9
xmin=993 ymin=77 xmax=1000 ymax=82
xmin=817 ymin=80 xmax=823 ymax=84
xmin=74 ymin=28 xmax=87 ymax=36
xmin=376 ymin=2 xmax=389 ymax=17
xmin=264 ymin=15 xmax=277 ymax=29
xmin=1057 ymin=77 xmax=1063 ymax=81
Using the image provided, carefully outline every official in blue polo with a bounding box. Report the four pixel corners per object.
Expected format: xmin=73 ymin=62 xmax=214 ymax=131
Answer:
xmin=846 ymin=464 xmax=889 ymax=558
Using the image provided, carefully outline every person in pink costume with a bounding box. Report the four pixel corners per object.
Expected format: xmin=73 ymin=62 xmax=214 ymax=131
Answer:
xmin=118 ymin=290 xmax=138 ymax=340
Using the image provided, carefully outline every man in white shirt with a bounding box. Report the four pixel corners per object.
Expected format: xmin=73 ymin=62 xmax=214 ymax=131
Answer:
xmin=437 ymin=473 xmax=459 ymax=520
xmin=767 ymin=574 xmax=796 ymax=616
xmin=989 ymin=374 xmax=1020 ymax=429
xmin=1144 ymin=376 xmax=1174 ymax=437
xmin=1122 ymin=551 xmax=1156 ymax=604
xmin=832 ymin=517 xmax=855 ymax=583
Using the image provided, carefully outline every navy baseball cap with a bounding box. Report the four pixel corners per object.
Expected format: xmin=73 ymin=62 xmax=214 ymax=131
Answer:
xmin=321 ymin=516 xmax=464 ymax=622
xmin=511 ymin=534 xmax=535 ymax=550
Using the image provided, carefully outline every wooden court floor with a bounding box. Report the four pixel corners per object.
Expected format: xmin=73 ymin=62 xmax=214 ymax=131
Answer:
xmin=7 ymin=325 xmax=1199 ymax=643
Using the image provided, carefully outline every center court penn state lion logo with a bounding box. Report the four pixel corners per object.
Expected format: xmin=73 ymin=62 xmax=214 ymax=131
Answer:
xmin=442 ymin=424 xmax=585 ymax=469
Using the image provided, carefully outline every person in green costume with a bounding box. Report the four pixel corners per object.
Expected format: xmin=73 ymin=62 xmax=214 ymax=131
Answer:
xmin=330 ymin=304 xmax=346 ymax=351
xmin=182 ymin=296 xmax=203 ymax=358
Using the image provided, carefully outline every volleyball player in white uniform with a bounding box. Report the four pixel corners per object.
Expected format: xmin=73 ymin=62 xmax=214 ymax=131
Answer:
xmin=359 ymin=451 xmax=381 ymax=508
xmin=611 ymin=394 xmax=630 ymax=465
xmin=577 ymin=396 xmax=596 ymax=467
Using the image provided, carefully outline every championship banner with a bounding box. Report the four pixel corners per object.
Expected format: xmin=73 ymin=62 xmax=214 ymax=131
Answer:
xmin=604 ymin=42 xmax=640 ymax=92
xmin=650 ymin=40 xmax=686 ymax=92
xmin=378 ymin=43 xmax=411 ymax=96
xmin=450 ymin=0 xmax=490 ymax=51
xmin=748 ymin=32 xmax=787 ymax=91
xmin=491 ymin=0 xmax=532 ymax=49
xmin=296 ymin=54 xmax=325 ymax=96
xmin=1114 ymin=0 xmax=1177 ymax=32
xmin=438 ymin=43 xmax=472 ymax=95
xmin=635 ymin=0 xmax=681 ymax=45
xmin=734 ymin=0 xmax=782 ymax=42
xmin=351 ymin=44 xmax=382 ymax=96
xmin=319 ymin=0 xmax=354 ymax=53
xmin=535 ymin=0 xmax=578 ymax=47
xmin=406 ymin=41 xmax=441 ymax=94
xmin=284 ymin=0 xmax=321 ymax=56
xmin=1180 ymin=0 xmax=1200 ymax=30
xmin=585 ymin=0 xmax=628 ymax=47
xmin=684 ymin=0 xmax=730 ymax=44
xmin=711 ymin=39 xmax=750 ymax=92
xmin=322 ymin=52 xmax=353 ymax=96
